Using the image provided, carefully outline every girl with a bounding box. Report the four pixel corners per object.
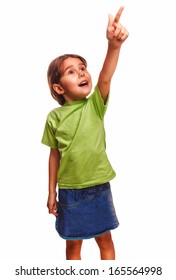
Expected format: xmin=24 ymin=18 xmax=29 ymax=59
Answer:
xmin=42 ymin=6 xmax=128 ymax=260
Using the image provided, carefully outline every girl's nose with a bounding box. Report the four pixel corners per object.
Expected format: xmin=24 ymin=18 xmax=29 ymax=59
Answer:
xmin=79 ymin=71 xmax=85 ymax=77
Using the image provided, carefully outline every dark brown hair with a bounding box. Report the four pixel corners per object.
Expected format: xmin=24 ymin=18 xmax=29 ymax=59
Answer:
xmin=47 ymin=54 xmax=87 ymax=105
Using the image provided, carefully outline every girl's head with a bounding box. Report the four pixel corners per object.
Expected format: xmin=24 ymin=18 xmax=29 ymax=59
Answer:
xmin=47 ymin=54 xmax=92 ymax=105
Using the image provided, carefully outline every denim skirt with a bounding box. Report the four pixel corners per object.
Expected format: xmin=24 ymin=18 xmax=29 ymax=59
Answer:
xmin=55 ymin=182 xmax=119 ymax=240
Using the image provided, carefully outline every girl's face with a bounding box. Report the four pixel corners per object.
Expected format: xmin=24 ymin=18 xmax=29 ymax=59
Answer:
xmin=59 ymin=57 xmax=92 ymax=103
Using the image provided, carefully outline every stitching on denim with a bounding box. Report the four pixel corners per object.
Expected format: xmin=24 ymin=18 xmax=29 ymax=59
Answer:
xmin=57 ymin=224 xmax=119 ymax=240
xmin=59 ymin=189 xmax=110 ymax=209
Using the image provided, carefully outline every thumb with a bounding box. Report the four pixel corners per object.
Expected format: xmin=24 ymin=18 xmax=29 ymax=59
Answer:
xmin=107 ymin=14 xmax=113 ymax=28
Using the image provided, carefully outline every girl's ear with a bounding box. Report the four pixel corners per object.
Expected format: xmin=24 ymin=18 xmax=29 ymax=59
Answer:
xmin=53 ymin=83 xmax=64 ymax=95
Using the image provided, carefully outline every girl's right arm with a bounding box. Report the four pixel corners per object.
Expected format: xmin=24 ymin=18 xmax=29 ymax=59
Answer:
xmin=47 ymin=148 xmax=60 ymax=216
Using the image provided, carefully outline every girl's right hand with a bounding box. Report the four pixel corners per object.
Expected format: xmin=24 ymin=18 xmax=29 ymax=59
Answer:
xmin=47 ymin=193 xmax=58 ymax=217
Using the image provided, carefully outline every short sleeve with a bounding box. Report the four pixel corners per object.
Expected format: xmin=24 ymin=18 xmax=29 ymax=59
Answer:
xmin=41 ymin=116 xmax=58 ymax=149
xmin=89 ymin=85 xmax=110 ymax=119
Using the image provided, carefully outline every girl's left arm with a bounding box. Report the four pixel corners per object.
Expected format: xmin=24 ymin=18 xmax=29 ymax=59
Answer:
xmin=97 ymin=6 xmax=129 ymax=102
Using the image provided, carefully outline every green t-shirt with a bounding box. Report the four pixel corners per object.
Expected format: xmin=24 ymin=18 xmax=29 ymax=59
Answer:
xmin=42 ymin=85 xmax=116 ymax=189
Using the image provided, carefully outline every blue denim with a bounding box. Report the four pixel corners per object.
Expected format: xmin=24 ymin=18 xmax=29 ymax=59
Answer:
xmin=55 ymin=182 xmax=119 ymax=240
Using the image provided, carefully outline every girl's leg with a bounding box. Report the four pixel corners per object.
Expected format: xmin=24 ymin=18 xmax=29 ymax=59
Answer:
xmin=66 ymin=240 xmax=83 ymax=260
xmin=95 ymin=231 xmax=115 ymax=260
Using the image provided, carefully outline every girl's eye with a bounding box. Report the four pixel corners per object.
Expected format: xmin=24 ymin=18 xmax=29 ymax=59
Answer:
xmin=68 ymin=70 xmax=75 ymax=75
xmin=80 ymin=66 xmax=86 ymax=71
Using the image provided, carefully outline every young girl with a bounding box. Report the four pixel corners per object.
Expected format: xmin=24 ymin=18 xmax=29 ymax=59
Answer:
xmin=42 ymin=6 xmax=128 ymax=260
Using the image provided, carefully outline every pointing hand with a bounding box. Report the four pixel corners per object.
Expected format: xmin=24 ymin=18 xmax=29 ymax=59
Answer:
xmin=107 ymin=6 xmax=129 ymax=48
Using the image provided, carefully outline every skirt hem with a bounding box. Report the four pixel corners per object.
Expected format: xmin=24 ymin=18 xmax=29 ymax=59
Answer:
xmin=58 ymin=223 xmax=119 ymax=240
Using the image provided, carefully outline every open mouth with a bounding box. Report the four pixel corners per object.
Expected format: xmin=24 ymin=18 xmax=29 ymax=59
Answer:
xmin=79 ymin=81 xmax=88 ymax=87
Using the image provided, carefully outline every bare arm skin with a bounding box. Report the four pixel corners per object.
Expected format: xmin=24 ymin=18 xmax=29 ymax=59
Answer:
xmin=98 ymin=6 xmax=129 ymax=102
xmin=47 ymin=148 xmax=60 ymax=216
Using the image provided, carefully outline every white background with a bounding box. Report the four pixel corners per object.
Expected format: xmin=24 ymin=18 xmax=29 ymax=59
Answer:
xmin=0 ymin=0 xmax=176 ymax=278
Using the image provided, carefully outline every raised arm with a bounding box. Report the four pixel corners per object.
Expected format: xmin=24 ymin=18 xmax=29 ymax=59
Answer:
xmin=97 ymin=6 xmax=129 ymax=102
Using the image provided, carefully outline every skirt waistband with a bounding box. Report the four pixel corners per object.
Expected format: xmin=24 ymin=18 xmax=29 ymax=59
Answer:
xmin=58 ymin=182 xmax=110 ymax=208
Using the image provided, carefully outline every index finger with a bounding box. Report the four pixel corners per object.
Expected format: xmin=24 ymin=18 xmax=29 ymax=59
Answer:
xmin=114 ymin=6 xmax=124 ymax=23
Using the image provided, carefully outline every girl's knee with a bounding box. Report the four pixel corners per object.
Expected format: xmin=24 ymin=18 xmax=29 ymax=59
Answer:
xmin=66 ymin=240 xmax=83 ymax=260
xmin=95 ymin=231 xmax=115 ymax=260
xmin=66 ymin=240 xmax=83 ymax=250
xmin=95 ymin=232 xmax=113 ymax=248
